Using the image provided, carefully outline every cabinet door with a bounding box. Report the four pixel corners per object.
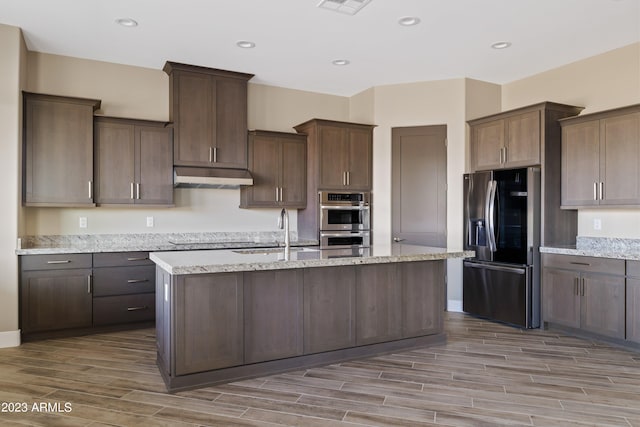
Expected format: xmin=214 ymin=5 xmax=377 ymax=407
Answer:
xmin=318 ymin=126 xmax=348 ymax=189
xmin=542 ymin=268 xmax=580 ymax=328
xmin=599 ymin=112 xmax=640 ymax=205
xmin=561 ymin=120 xmax=600 ymax=207
xmin=173 ymin=71 xmax=214 ymax=166
xmin=156 ymin=267 xmax=171 ymax=375
xmin=243 ymin=134 xmax=281 ymax=207
xmin=402 ymin=261 xmax=444 ymax=338
xmin=24 ymin=96 xmax=96 ymax=206
xmin=346 ymin=127 xmax=373 ymax=190
xmin=303 ymin=266 xmax=356 ymax=354
xmin=627 ymin=278 xmax=640 ymax=344
xmin=136 ymin=126 xmax=174 ymax=205
xmin=21 ymin=269 xmax=93 ymax=333
xmin=244 ymin=270 xmax=303 ymax=363
xmin=471 ymin=120 xmax=504 ymax=171
xmin=214 ymin=77 xmax=248 ymax=168
xmin=280 ymin=137 xmax=307 ymax=207
xmin=174 ymin=273 xmax=243 ymax=375
xmin=505 ymin=111 xmax=540 ymax=167
xmin=581 ymin=273 xmax=625 ymax=339
xmin=356 ymin=264 xmax=402 ymax=345
xmin=95 ymin=121 xmax=136 ymax=204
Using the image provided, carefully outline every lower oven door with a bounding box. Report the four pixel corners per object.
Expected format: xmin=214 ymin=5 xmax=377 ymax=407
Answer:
xmin=320 ymin=231 xmax=370 ymax=249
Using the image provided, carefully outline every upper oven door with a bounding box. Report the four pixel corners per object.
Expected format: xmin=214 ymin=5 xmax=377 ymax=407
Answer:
xmin=320 ymin=205 xmax=370 ymax=231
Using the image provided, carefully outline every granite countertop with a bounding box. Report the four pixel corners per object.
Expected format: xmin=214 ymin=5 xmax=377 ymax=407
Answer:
xmin=540 ymin=237 xmax=640 ymax=261
xmin=15 ymin=232 xmax=317 ymax=255
xmin=150 ymin=244 xmax=474 ymax=275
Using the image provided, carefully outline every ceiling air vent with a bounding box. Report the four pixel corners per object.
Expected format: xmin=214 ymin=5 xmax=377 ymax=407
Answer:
xmin=317 ymin=0 xmax=372 ymax=15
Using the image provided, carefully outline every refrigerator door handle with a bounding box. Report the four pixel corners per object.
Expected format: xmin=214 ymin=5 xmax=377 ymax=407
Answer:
xmin=463 ymin=260 xmax=526 ymax=275
xmin=485 ymin=180 xmax=497 ymax=252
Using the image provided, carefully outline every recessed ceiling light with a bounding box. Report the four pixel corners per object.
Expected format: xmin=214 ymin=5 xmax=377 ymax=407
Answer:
xmin=332 ymin=59 xmax=350 ymax=66
xmin=236 ymin=40 xmax=256 ymax=49
xmin=491 ymin=41 xmax=512 ymax=49
xmin=398 ymin=16 xmax=421 ymax=26
xmin=115 ymin=18 xmax=138 ymax=27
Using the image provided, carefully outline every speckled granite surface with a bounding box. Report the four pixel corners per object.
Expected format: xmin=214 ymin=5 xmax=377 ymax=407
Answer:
xmin=16 ymin=232 xmax=316 ymax=255
xmin=150 ymin=244 xmax=475 ymax=275
xmin=540 ymin=237 xmax=640 ymax=261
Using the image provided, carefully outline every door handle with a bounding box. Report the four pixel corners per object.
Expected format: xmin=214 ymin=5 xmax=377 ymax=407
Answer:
xmin=127 ymin=279 xmax=149 ymax=284
xmin=599 ymin=182 xmax=604 ymax=201
xmin=393 ymin=237 xmax=405 ymax=242
xmin=593 ymin=182 xmax=598 ymax=201
xmin=127 ymin=306 xmax=149 ymax=312
xmin=581 ymin=277 xmax=585 ymax=296
xmin=130 ymin=182 xmax=135 ymax=200
xmin=136 ymin=183 xmax=141 ymax=200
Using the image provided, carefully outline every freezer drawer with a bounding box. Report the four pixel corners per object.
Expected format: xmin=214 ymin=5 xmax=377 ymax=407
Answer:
xmin=463 ymin=260 xmax=537 ymax=328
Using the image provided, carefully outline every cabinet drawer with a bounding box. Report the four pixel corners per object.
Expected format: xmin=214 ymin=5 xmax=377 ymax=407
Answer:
xmin=93 ymin=252 xmax=152 ymax=267
xmin=21 ymin=254 xmax=92 ymax=271
xmin=542 ymin=254 xmax=624 ymax=275
xmin=93 ymin=266 xmax=155 ymax=296
xmin=93 ymin=293 xmax=155 ymax=325
xmin=627 ymin=260 xmax=640 ymax=278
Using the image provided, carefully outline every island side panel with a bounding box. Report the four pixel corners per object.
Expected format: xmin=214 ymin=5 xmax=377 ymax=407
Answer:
xmin=402 ymin=260 xmax=445 ymax=337
xmin=303 ymin=265 xmax=357 ymax=354
xmin=155 ymin=266 xmax=172 ymax=377
xmin=174 ymin=273 xmax=244 ymax=376
xmin=244 ymin=269 xmax=304 ymax=364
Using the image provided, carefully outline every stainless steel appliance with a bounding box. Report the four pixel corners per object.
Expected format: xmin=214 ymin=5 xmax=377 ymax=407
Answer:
xmin=319 ymin=191 xmax=371 ymax=248
xmin=463 ymin=167 xmax=541 ymax=328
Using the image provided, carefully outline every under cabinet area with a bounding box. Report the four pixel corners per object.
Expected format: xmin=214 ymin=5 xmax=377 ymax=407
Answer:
xmin=156 ymin=259 xmax=446 ymax=391
xmin=94 ymin=117 xmax=174 ymax=206
xmin=542 ymin=254 xmax=626 ymax=339
xmin=240 ymin=130 xmax=307 ymax=208
xmin=19 ymin=252 xmax=155 ymax=341
xmin=163 ymin=62 xmax=254 ymax=169
xmin=561 ymin=105 xmax=640 ymax=208
xmin=23 ymin=92 xmax=101 ymax=207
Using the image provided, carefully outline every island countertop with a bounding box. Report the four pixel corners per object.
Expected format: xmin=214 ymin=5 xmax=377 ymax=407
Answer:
xmin=150 ymin=243 xmax=474 ymax=275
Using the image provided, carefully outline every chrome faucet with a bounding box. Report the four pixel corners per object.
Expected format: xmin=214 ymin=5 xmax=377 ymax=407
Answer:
xmin=278 ymin=208 xmax=290 ymax=249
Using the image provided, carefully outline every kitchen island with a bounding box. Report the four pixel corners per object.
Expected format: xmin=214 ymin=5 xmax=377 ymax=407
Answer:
xmin=150 ymin=244 xmax=473 ymax=392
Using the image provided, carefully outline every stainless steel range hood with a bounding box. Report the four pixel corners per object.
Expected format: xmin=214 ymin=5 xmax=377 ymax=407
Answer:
xmin=173 ymin=167 xmax=253 ymax=189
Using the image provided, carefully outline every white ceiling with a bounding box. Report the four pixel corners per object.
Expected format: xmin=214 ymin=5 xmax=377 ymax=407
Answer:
xmin=1 ymin=0 xmax=639 ymax=96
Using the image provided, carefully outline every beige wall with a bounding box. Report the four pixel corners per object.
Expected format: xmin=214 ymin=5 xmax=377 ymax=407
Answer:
xmin=503 ymin=42 xmax=640 ymax=239
xmin=0 ymin=24 xmax=25 ymax=344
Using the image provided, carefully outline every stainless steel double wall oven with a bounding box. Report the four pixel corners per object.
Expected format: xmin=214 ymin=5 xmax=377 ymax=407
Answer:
xmin=318 ymin=191 xmax=371 ymax=248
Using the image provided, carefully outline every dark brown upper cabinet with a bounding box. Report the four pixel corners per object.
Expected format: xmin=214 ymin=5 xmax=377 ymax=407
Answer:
xmin=561 ymin=105 xmax=640 ymax=208
xmin=295 ymin=119 xmax=374 ymax=191
xmin=240 ymin=130 xmax=307 ymax=209
xmin=163 ymin=62 xmax=254 ymax=169
xmin=23 ymin=92 xmax=101 ymax=207
xmin=94 ymin=117 xmax=174 ymax=206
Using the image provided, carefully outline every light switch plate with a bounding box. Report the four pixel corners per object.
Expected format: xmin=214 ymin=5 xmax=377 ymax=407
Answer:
xmin=146 ymin=216 xmax=154 ymax=227
xmin=79 ymin=217 xmax=87 ymax=228
xmin=593 ymin=218 xmax=602 ymax=230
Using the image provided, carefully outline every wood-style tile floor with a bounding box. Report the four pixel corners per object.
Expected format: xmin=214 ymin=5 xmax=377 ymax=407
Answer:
xmin=1 ymin=312 xmax=639 ymax=426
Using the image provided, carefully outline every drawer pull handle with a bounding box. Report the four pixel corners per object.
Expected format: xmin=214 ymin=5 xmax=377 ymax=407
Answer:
xmin=127 ymin=279 xmax=149 ymax=284
xmin=127 ymin=257 xmax=149 ymax=261
xmin=47 ymin=260 xmax=71 ymax=264
xmin=569 ymin=262 xmax=590 ymax=266
xmin=127 ymin=306 xmax=148 ymax=312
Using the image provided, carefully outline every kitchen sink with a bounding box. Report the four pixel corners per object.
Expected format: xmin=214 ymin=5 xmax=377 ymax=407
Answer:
xmin=232 ymin=247 xmax=319 ymax=255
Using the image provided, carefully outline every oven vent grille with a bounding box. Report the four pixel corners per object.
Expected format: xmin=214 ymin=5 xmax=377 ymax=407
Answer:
xmin=317 ymin=0 xmax=372 ymax=15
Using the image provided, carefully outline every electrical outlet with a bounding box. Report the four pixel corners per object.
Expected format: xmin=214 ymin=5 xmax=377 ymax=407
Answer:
xmin=146 ymin=216 xmax=154 ymax=227
xmin=593 ymin=218 xmax=602 ymax=230
xmin=79 ymin=216 xmax=87 ymax=228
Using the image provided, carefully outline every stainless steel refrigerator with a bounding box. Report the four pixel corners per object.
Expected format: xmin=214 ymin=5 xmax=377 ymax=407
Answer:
xmin=463 ymin=167 xmax=541 ymax=328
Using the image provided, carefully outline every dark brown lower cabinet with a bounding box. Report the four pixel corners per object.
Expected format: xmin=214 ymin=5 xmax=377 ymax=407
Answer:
xmin=303 ymin=266 xmax=356 ymax=354
xmin=542 ymin=254 xmax=625 ymax=340
xmin=21 ymin=269 xmax=93 ymax=333
xmin=402 ymin=261 xmax=444 ymax=338
xmin=157 ymin=260 xmax=447 ymax=391
xmin=174 ymin=273 xmax=244 ymax=375
xmin=356 ymin=264 xmax=402 ymax=345
xmin=626 ymin=261 xmax=640 ymax=345
xmin=244 ymin=269 xmax=304 ymax=363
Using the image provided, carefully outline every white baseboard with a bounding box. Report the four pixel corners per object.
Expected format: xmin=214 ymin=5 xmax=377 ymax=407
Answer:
xmin=447 ymin=299 xmax=463 ymax=312
xmin=0 ymin=330 xmax=21 ymax=348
